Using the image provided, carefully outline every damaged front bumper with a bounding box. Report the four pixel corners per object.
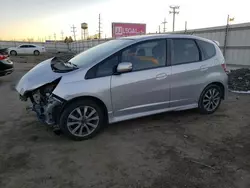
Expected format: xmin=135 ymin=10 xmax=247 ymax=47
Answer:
xmin=29 ymin=95 xmax=64 ymax=127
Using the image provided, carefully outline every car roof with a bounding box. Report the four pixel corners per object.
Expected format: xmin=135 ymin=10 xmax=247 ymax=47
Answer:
xmin=120 ymin=34 xmax=210 ymax=42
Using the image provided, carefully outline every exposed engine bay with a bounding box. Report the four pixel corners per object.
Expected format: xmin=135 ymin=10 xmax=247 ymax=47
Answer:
xmin=21 ymin=78 xmax=63 ymax=128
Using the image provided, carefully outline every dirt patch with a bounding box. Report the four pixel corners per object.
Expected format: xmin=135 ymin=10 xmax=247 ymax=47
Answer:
xmin=0 ymin=62 xmax=250 ymax=188
xmin=0 ymin=151 xmax=31 ymax=174
xmin=228 ymin=68 xmax=250 ymax=91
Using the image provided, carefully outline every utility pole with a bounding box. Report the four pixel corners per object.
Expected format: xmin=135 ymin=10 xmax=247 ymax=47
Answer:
xmin=71 ymin=25 xmax=77 ymax=41
xmin=185 ymin=21 xmax=187 ymax=32
xmin=169 ymin=6 xmax=180 ymax=32
xmin=162 ymin=18 xmax=167 ymax=33
xmin=223 ymin=15 xmax=230 ymax=57
xmin=54 ymin=33 xmax=57 ymax=50
xmin=98 ymin=13 xmax=102 ymax=39
xmin=71 ymin=24 xmax=77 ymax=52
xmin=158 ymin=25 xmax=161 ymax=33
xmin=54 ymin=33 xmax=56 ymax=41
xmin=61 ymin=31 xmax=64 ymax=41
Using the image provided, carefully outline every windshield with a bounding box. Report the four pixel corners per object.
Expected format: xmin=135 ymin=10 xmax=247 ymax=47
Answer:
xmin=69 ymin=39 xmax=133 ymax=67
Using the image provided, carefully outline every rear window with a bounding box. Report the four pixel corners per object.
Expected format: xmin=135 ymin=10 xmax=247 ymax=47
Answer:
xmin=196 ymin=40 xmax=216 ymax=60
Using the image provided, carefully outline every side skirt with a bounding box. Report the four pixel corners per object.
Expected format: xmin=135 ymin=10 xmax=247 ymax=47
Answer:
xmin=108 ymin=103 xmax=198 ymax=124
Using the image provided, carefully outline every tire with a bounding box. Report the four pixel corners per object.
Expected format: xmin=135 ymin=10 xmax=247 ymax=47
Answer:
xmin=10 ymin=50 xmax=17 ymax=56
xmin=198 ymin=84 xmax=222 ymax=114
xmin=59 ymin=99 xmax=105 ymax=141
xmin=34 ymin=50 xmax=40 ymax=56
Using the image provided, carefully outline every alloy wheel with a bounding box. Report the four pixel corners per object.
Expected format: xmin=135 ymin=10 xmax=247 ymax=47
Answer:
xmin=66 ymin=106 xmax=99 ymax=137
xmin=202 ymin=88 xmax=221 ymax=112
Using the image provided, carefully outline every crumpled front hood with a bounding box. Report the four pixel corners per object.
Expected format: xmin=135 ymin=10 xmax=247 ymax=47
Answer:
xmin=16 ymin=58 xmax=64 ymax=95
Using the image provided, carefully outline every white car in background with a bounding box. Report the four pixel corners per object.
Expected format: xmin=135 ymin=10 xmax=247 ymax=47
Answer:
xmin=8 ymin=44 xmax=46 ymax=56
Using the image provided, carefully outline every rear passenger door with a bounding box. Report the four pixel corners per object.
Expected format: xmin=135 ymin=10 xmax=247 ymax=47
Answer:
xmin=27 ymin=45 xmax=36 ymax=54
xmin=169 ymin=38 xmax=213 ymax=108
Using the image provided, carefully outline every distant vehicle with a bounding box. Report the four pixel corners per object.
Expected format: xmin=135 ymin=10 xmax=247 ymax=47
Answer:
xmin=16 ymin=34 xmax=228 ymax=140
xmin=0 ymin=48 xmax=14 ymax=76
xmin=8 ymin=44 xmax=46 ymax=56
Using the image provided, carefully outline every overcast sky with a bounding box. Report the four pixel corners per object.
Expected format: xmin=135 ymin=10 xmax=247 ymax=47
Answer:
xmin=1 ymin=0 xmax=249 ymax=40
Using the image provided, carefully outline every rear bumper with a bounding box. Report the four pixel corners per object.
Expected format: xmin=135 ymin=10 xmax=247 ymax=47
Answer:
xmin=223 ymin=85 xmax=229 ymax=100
xmin=0 ymin=68 xmax=14 ymax=76
xmin=222 ymin=74 xmax=229 ymax=100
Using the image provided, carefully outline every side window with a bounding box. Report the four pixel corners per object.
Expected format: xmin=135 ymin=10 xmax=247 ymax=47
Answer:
xmin=196 ymin=40 xmax=216 ymax=60
xmin=121 ymin=40 xmax=166 ymax=71
xmin=172 ymin=39 xmax=200 ymax=65
xmin=19 ymin=45 xmax=27 ymax=48
xmin=96 ymin=55 xmax=119 ymax=77
xmin=29 ymin=45 xmax=36 ymax=48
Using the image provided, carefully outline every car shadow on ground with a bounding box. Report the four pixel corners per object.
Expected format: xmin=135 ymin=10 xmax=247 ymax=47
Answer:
xmin=106 ymin=108 xmax=199 ymax=132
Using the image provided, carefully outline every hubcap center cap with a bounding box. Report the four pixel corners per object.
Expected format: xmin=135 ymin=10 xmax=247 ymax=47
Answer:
xmin=81 ymin=118 xmax=87 ymax=124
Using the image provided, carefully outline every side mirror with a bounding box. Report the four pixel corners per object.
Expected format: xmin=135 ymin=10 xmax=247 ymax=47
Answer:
xmin=116 ymin=62 xmax=132 ymax=74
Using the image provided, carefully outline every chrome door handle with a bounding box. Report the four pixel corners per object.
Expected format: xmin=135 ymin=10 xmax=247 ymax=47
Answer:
xmin=156 ymin=73 xmax=167 ymax=80
xmin=200 ymin=65 xmax=209 ymax=71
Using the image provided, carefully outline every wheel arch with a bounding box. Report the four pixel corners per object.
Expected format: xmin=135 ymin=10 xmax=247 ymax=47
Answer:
xmin=202 ymin=82 xmax=225 ymax=99
xmin=10 ymin=50 xmax=17 ymax=55
xmin=59 ymin=96 xmax=109 ymax=122
xmin=34 ymin=50 xmax=40 ymax=55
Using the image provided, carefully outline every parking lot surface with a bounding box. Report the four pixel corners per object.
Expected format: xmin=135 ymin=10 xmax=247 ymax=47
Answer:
xmin=0 ymin=56 xmax=250 ymax=188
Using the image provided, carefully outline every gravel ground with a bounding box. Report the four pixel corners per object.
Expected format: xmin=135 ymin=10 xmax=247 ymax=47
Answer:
xmin=0 ymin=56 xmax=250 ymax=188
xmin=228 ymin=68 xmax=250 ymax=91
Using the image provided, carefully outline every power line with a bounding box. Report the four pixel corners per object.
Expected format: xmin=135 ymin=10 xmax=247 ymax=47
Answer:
xmin=71 ymin=25 xmax=77 ymax=41
xmin=162 ymin=18 xmax=167 ymax=33
xmin=169 ymin=5 xmax=180 ymax=32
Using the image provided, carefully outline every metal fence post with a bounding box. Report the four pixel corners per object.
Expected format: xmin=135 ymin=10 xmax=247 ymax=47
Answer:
xmin=223 ymin=15 xmax=229 ymax=58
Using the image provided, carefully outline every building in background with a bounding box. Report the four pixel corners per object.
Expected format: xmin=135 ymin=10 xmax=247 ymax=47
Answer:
xmin=112 ymin=22 xmax=146 ymax=38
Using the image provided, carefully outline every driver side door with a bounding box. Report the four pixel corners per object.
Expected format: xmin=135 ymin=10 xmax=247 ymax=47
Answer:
xmin=111 ymin=39 xmax=171 ymax=121
xmin=17 ymin=45 xmax=28 ymax=54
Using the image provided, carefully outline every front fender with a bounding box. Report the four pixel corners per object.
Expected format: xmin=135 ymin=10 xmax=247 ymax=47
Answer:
xmin=52 ymin=76 xmax=113 ymax=113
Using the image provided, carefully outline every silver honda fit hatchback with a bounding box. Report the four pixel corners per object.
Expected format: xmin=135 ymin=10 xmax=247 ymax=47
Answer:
xmin=16 ymin=34 xmax=228 ymax=140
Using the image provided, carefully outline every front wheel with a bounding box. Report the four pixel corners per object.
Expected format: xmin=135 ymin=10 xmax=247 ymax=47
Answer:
xmin=10 ymin=50 xmax=17 ymax=56
xmin=59 ymin=100 xmax=105 ymax=141
xmin=34 ymin=50 xmax=40 ymax=56
xmin=198 ymin=84 xmax=222 ymax=114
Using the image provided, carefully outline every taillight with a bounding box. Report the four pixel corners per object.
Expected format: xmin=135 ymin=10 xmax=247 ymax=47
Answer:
xmin=0 ymin=55 xmax=8 ymax=60
xmin=221 ymin=63 xmax=227 ymax=72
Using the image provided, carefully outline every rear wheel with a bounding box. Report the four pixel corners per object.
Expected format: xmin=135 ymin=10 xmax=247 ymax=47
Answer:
xmin=198 ymin=84 xmax=222 ymax=114
xmin=10 ymin=50 xmax=17 ymax=56
xmin=59 ymin=100 xmax=105 ymax=141
xmin=34 ymin=50 xmax=40 ymax=56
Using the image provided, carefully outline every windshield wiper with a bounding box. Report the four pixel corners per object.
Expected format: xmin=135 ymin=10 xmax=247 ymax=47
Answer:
xmin=65 ymin=61 xmax=78 ymax=68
